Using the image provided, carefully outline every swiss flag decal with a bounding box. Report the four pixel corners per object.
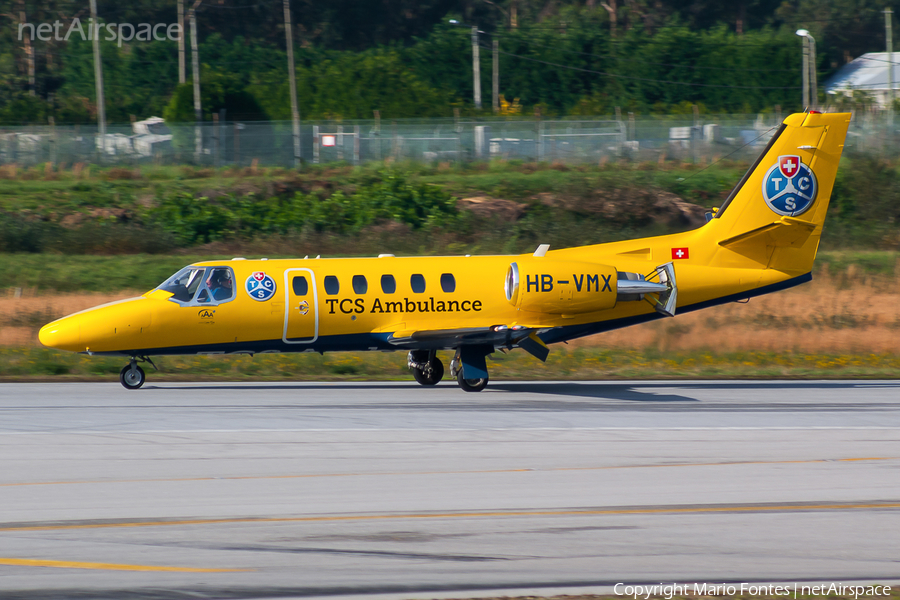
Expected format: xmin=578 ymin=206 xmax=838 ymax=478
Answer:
xmin=252 ymin=271 xmax=266 ymax=281
xmin=779 ymin=155 xmax=801 ymax=178
xmin=671 ymin=247 xmax=689 ymax=260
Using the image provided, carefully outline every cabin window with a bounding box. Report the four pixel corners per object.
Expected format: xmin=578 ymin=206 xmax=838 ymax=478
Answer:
xmin=292 ymin=276 xmax=309 ymax=296
xmin=440 ymin=273 xmax=456 ymax=293
xmin=324 ymin=276 xmax=340 ymax=295
xmin=352 ymin=275 xmax=368 ymax=294
xmin=381 ymin=274 xmax=396 ymax=294
xmin=410 ymin=274 xmax=426 ymax=294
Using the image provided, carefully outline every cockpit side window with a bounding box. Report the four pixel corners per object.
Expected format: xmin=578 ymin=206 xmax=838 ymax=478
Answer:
xmin=157 ymin=266 xmax=236 ymax=306
xmin=158 ymin=267 xmax=206 ymax=303
xmin=203 ymin=267 xmax=235 ymax=302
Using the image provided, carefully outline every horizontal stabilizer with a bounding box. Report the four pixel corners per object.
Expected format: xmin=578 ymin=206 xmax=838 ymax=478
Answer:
xmin=719 ymin=216 xmax=816 ymax=250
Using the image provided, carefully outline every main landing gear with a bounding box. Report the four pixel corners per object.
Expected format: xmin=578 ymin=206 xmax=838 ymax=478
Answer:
xmin=456 ymin=371 xmax=489 ymax=392
xmin=119 ymin=356 xmax=157 ymax=390
xmin=409 ymin=348 xmax=492 ymax=392
xmin=450 ymin=346 xmax=493 ymax=392
xmin=408 ymin=350 xmax=444 ymax=386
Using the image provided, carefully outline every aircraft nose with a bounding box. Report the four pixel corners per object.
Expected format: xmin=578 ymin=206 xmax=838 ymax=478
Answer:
xmin=39 ymin=318 xmax=82 ymax=352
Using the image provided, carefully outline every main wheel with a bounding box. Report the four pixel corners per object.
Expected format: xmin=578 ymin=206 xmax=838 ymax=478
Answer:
xmin=457 ymin=369 xmax=488 ymax=392
xmin=413 ymin=358 xmax=444 ymax=386
xmin=120 ymin=364 xmax=146 ymax=390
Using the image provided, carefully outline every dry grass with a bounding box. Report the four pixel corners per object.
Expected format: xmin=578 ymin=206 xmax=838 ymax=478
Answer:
xmin=572 ymin=271 xmax=900 ymax=354
xmin=0 ymin=290 xmax=139 ymax=347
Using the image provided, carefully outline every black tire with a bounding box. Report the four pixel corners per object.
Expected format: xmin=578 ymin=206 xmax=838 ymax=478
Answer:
xmin=413 ymin=358 xmax=444 ymax=386
xmin=120 ymin=365 xmax=146 ymax=390
xmin=457 ymin=369 xmax=488 ymax=392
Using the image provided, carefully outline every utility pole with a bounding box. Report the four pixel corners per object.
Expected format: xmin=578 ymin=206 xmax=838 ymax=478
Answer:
xmin=284 ymin=0 xmax=301 ymax=167
xmin=472 ymin=26 xmax=482 ymax=110
xmin=887 ymin=8 xmax=894 ymax=126
xmin=492 ymin=38 xmax=499 ymax=113
xmin=178 ymin=0 xmax=186 ymax=84
xmin=189 ymin=0 xmax=202 ymax=161
xmin=89 ymin=0 xmax=106 ymax=139
xmin=799 ymin=34 xmax=809 ymax=109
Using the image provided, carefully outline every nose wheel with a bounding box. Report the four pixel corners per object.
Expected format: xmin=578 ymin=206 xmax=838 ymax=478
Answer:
xmin=119 ymin=364 xmax=146 ymax=390
xmin=119 ymin=356 xmax=156 ymax=390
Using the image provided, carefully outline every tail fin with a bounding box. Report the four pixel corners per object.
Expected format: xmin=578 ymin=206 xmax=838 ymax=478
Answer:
xmin=706 ymin=112 xmax=851 ymax=274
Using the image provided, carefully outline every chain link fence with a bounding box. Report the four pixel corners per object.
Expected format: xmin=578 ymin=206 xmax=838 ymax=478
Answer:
xmin=0 ymin=112 xmax=885 ymax=168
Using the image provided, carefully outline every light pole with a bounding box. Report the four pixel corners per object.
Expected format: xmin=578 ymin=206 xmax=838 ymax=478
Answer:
xmin=796 ymin=29 xmax=817 ymax=110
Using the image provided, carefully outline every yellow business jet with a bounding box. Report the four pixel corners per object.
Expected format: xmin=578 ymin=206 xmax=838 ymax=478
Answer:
xmin=40 ymin=112 xmax=849 ymax=391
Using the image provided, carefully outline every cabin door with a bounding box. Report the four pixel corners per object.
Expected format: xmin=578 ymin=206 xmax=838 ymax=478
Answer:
xmin=283 ymin=268 xmax=318 ymax=343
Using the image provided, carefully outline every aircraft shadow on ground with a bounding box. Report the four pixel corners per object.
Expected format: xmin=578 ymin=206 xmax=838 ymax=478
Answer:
xmin=151 ymin=380 xmax=900 ymax=404
xmin=151 ymin=381 xmax=693 ymax=401
xmin=488 ymin=382 xmax=697 ymax=402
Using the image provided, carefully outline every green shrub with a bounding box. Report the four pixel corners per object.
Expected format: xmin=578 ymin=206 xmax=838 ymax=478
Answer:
xmin=148 ymin=169 xmax=459 ymax=244
xmin=0 ymin=214 xmax=57 ymax=253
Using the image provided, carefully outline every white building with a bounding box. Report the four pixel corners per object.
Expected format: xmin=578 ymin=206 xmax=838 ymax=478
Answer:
xmin=825 ymin=53 xmax=900 ymax=108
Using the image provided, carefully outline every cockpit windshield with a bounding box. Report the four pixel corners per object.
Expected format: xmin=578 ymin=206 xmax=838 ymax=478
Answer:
xmin=157 ymin=266 xmax=235 ymax=305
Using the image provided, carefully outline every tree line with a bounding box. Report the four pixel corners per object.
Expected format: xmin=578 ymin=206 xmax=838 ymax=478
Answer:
xmin=1 ymin=0 xmax=898 ymax=124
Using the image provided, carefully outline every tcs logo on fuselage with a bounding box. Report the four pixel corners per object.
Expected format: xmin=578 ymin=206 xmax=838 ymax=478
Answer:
xmin=761 ymin=155 xmax=818 ymax=217
xmin=245 ymin=271 xmax=276 ymax=301
xmin=526 ymin=273 xmax=612 ymax=293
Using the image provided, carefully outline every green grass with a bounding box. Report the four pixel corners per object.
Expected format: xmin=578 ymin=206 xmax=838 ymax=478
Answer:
xmin=0 ymin=254 xmax=224 ymax=293
xmin=2 ymin=347 xmax=898 ymax=381
xmin=1 ymin=250 xmax=896 ymax=293
xmin=815 ymin=250 xmax=900 ymax=277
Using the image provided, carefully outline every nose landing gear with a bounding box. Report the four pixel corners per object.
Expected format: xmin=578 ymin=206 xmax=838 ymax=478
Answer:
xmin=120 ymin=363 xmax=145 ymax=390
xmin=119 ymin=356 xmax=157 ymax=390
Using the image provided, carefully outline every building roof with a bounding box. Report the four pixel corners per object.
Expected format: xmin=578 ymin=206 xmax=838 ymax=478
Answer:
xmin=825 ymin=52 xmax=900 ymax=93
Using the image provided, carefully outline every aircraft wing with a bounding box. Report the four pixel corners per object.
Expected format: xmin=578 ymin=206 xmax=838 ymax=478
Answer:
xmin=385 ymin=324 xmax=552 ymax=361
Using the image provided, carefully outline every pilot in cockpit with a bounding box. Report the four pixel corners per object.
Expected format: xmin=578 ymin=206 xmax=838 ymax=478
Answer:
xmin=207 ymin=269 xmax=233 ymax=301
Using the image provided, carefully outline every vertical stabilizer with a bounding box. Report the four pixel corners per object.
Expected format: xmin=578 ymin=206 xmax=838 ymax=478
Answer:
xmin=708 ymin=112 xmax=850 ymax=273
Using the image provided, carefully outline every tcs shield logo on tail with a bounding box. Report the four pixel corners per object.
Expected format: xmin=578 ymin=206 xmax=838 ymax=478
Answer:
xmin=761 ymin=155 xmax=817 ymax=217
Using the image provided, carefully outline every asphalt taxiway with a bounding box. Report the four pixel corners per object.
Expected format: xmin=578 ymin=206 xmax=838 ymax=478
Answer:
xmin=0 ymin=380 xmax=899 ymax=599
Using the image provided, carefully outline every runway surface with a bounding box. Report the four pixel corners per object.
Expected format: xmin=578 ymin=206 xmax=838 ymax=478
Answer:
xmin=1 ymin=380 xmax=899 ymax=599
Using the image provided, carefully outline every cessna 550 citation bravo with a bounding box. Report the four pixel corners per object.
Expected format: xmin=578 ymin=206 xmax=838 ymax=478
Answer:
xmin=40 ymin=112 xmax=849 ymax=391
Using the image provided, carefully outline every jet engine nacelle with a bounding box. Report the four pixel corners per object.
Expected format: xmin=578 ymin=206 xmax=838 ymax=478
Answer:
xmin=505 ymin=259 xmax=619 ymax=314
